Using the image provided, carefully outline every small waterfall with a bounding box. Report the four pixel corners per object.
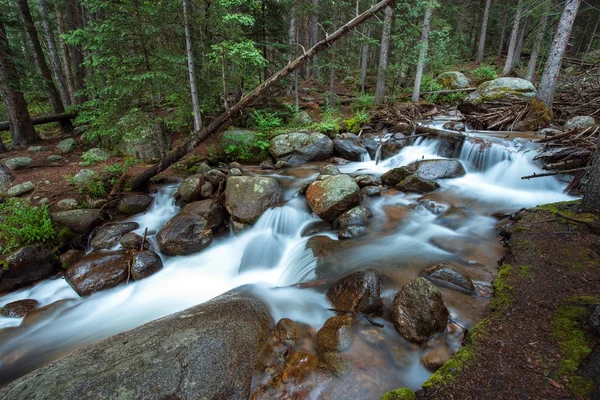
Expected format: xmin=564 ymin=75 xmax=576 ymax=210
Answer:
xmin=458 ymin=140 xmax=511 ymax=171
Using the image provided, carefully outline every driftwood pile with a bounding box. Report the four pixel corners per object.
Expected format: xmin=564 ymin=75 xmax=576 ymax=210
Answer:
xmin=370 ymin=103 xmax=438 ymax=126
xmin=553 ymin=61 xmax=600 ymax=122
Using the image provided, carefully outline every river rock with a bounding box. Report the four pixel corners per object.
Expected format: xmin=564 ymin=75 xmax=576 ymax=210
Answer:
xmin=51 ymin=209 xmax=103 ymax=234
xmin=381 ymin=166 xmax=415 ymax=187
xmin=6 ymin=182 xmax=35 ymax=197
xmin=269 ymin=132 xmax=334 ymax=164
xmin=91 ymin=222 xmax=139 ymax=250
xmin=280 ymin=350 xmax=319 ymax=383
xmin=0 ymin=299 xmax=40 ymax=318
xmin=421 ymin=347 xmax=452 ymax=371
xmin=229 ymin=168 xmax=242 ymax=177
xmin=466 ymin=77 xmax=537 ymax=104
xmin=360 ymin=134 xmax=379 ymax=158
xmin=201 ymin=182 xmax=213 ymax=198
xmin=56 ymin=198 xmax=79 ymax=211
xmin=260 ymin=159 xmax=274 ymax=170
xmin=229 ymin=162 xmax=242 ymax=170
xmin=181 ymin=199 xmax=226 ymax=230
xmin=423 ymin=263 xmax=475 ymax=293
xmin=435 ymin=206 xmax=471 ymax=230
xmin=119 ymin=232 xmax=148 ymax=251
xmin=176 ymin=175 xmax=205 ymax=202
xmin=118 ymin=194 xmax=153 ymax=215
xmin=64 ymin=251 xmax=130 ymax=296
xmin=60 ymin=249 xmax=84 ymax=269
xmin=156 ymin=213 xmax=213 ymax=256
xmin=225 ymin=176 xmax=282 ymax=224
xmin=564 ymin=115 xmax=597 ymax=131
xmin=411 ymin=159 xmax=466 ymax=180
xmin=333 ymin=133 xmax=368 ymax=161
xmin=382 ymin=133 xmax=408 ymax=159
xmin=361 ymin=186 xmax=381 ymax=197
xmin=316 ymin=315 xmax=354 ymax=353
xmin=354 ymin=174 xmax=381 ymax=188
xmin=392 ymin=278 xmax=449 ymax=342
xmin=320 ymin=164 xmax=341 ymax=176
xmin=27 ymin=145 xmax=47 ymax=153
xmin=57 ymin=138 xmax=78 ymax=153
xmin=275 ymin=318 xmax=313 ymax=344
xmin=205 ymin=169 xmax=227 ymax=186
xmin=305 ymin=235 xmax=353 ymax=279
xmin=436 ymin=71 xmax=470 ymax=89
xmin=131 ymin=250 xmax=163 ymax=280
xmin=72 ymin=169 xmax=98 ymax=185
xmin=0 ymin=290 xmax=273 ymax=400
xmin=319 ymin=352 xmax=352 ymax=377
xmin=4 ymin=157 xmax=32 ymax=170
xmin=306 ymin=174 xmax=361 ymax=222
xmin=333 ymin=206 xmax=372 ymax=229
xmin=395 ymin=175 xmax=440 ymax=193
xmin=20 ymin=299 xmax=75 ymax=325
xmin=338 ymin=225 xmax=368 ymax=239
xmin=326 ymin=270 xmax=382 ymax=314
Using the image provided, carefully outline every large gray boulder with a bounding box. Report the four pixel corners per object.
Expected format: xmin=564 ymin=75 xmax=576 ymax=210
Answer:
xmin=410 ymin=159 xmax=466 ymax=180
xmin=564 ymin=115 xmax=597 ymax=131
xmin=436 ymin=71 xmax=470 ymax=89
xmin=333 ymin=133 xmax=368 ymax=161
xmin=57 ymin=138 xmax=78 ymax=154
xmin=117 ymin=116 xmax=171 ymax=163
xmin=269 ymin=132 xmax=334 ymax=164
xmin=0 ymin=290 xmax=274 ymax=400
xmin=51 ymin=209 xmax=103 ymax=235
xmin=225 ymin=176 xmax=282 ymax=224
xmin=466 ymin=77 xmax=536 ymax=104
xmin=176 ymin=175 xmax=205 ymax=203
xmin=0 ymin=244 xmax=59 ymax=293
xmin=306 ymin=174 xmax=361 ymax=222
xmin=0 ymin=165 xmax=14 ymax=193
xmin=118 ymin=194 xmax=153 ymax=215
xmin=156 ymin=213 xmax=213 ymax=256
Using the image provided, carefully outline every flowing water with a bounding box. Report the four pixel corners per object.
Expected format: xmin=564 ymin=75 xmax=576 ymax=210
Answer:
xmin=0 ymin=119 xmax=575 ymax=396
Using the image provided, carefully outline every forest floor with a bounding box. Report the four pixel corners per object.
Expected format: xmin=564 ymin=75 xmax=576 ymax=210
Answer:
xmin=416 ymin=201 xmax=600 ymax=400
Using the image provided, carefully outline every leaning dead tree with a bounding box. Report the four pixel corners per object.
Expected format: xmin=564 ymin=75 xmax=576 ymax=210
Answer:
xmin=130 ymin=0 xmax=397 ymax=190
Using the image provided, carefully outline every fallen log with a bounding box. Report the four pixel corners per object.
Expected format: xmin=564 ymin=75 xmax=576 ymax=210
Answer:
xmin=521 ymin=167 xmax=589 ymax=180
xmin=130 ymin=0 xmax=397 ymax=191
xmin=0 ymin=113 xmax=77 ymax=132
xmin=414 ymin=124 xmax=466 ymax=142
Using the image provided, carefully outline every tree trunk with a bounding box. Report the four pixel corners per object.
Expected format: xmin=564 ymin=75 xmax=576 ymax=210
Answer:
xmin=537 ymin=0 xmax=581 ymax=108
xmin=360 ymin=27 xmax=370 ymax=94
xmin=55 ymin=3 xmax=76 ymax=104
xmin=503 ymin=0 xmax=523 ymax=75
xmin=38 ymin=0 xmax=71 ymax=108
xmin=498 ymin=15 xmax=507 ymax=55
xmin=374 ymin=5 xmax=394 ymax=104
xmin=582 ymin=15 xmax=599 ymax=62
xmin=0 ymin=21 xmax=40 ymax=147
xmin=328 ymin=2 xmax=339 ymax=109
xmin=130 ymin=0 xmax=396 ymax=190
xmin=183 ymin=0 xmax=202 ymax=132
xmin=525 ymin=12 xmax=548 ymax=82
xmin=66 ymin=0 xmax=86 ymax=104
xmin=17 ymin=0 xmax=72 ymax=135
xmin=412 ymin=6 xmax=432 ymax=103
xmin=288 ymin=2 xmax=296 ymax=96
xmin=476 ymin=0 xmax=492 ymax=64
xmin=581 ymin=136 xmax=600 ymax=214
xmin=309 ymin=0 xmax=319 ymax=80
xmin=512 ymin=17 xmax=528 ymax=69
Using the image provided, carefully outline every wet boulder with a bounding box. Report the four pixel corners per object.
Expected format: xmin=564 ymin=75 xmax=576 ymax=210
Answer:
xmin=436 ymin=71 xmax=470 ymax=89
xmin=156 ymin=213 xmax=213 ymax=256
xmin=361 ymin=186 xmax=381 ymax=197
xmin=392 ymin=278 xmax=449 ymax=342
xmin=120 ymin=232 xmax=148 ymax=251
xmin=0 ymin=244 xmax=59 ymax=293
xmin=333 ymin=206 xmax=373 ymax=229
xmin=204 ymin=169 xmax=227 ymax=187
xmin=131 ymin=250 xmax=163 ymax=280
xmin=422 ymin=263 xmax=475 ymax=293
xmin=0 ymin=290 xmax=273 ymax=400
xmin=381 ymin=166 xmax=416 ymax=187
xmin=564 ymin=115 xmax=597 ymax=131
xmin=51 ymin=209 xmax=103 ymax=235
xmin=354 ymin=174 xmax=381 ymax=188
xmin=360 ymin=134 xmax=379 ymax=159
xmin=395 ymin=175 xmax=440 ymax=193
xmin=333 ymin=133 xmax=368 ymax=161
xmin=421 ymin=347 xmax=452 ymax=371
xmin=1 ymin=299 xmax=40 ymax=318
xmin=181 ymin=199 xmax=226 ymax=230
xmin=410 ymin=159 xmax=466 ymax=180
xmin=118 ymin=195 xmax=153 ymax=215
xmin=320 ymin=164 xmax=341 ymax=176
xmin=382 ymin=133 xmax=408 ymax=159
xmin=60 ymin=249 xmax=84 ymax=269
xmin=64 ymin=251 xmax=131 ymax=296
xmin=338 ymin=225 xmax=368 ymax=239
xmin=326 ymin=270 xmax=382 ymax=314
xmin=275 ymin=318 xmax=313 ymax=344
xmin=306 ymin=174 xmax=361 ymax=222
xmin=175 ymin=175 xmax=205 ymax=202
xmin=316 ymin=315 xmax=354 ymax=353
xmin=269 ymin=132 xmax=334 ymax=164
xmin=91 ymin=222 xmax=139 ymax=250
xmin=225 ymin=176 xmax=282 ymax=224
xmin=466 ymin=77 xmax=536 ymax=104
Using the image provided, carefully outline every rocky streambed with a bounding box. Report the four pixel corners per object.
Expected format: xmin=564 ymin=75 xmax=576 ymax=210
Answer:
xmin=0 ymin=118 xmax=575 ymax=399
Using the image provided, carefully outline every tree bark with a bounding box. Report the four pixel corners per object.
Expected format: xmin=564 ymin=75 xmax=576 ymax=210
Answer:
xmin=412 ymin=6 xmax=432 ymax=103
xmin=183 ymin=0 xmax=202 ymax=132
xmin=525 ymin=11 xmax=548 ymax=82
xmin=309 ymin=0 xmax=319 ymax=80
xmin=582 ymin=15 xmax=599 ymax=63
xmin=17 ymin=0 xmax=72 ymax=134
xmin=55 ymin=3 xmax=76 ymax=104
xmin=66 ymin=0 xmax=86 ymax=104
xmin=328 ymin=2 xmax=339 ymax=109
xmin=288 ymin=1 xmax=296 ymax=97
xmin=360 ymin=27 xmax=370 ymax=94
xmin=0 ymin=21 xmax=40 ymax=146
xmin=503 ymin=0 xmax=523 ymax=75
xmin=498 ymin=14 xmax=507 ymax=55
xmin=476 ymin=0 xmax=492 ymax=64
xmin=537 ymin=0 xmax=581 ymax=108
xmin=374 ymin=5 xmax=394 ymax=104
xmin=130 ymin=0 xmax=397 ymax=190
xmin=512 ymin=17 xmax=528 ymax=69
xmin=581 ymin=136 xmax=600 ymax=214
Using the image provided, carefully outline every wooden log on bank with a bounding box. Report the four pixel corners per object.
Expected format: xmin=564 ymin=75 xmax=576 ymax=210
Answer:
xmin=129 ymin=0 xmax=397 ymax=191
xmin=414 ymin=124 xmax=466 ymax=142
xmin=0 ymin=113 xmax=77 ymax=132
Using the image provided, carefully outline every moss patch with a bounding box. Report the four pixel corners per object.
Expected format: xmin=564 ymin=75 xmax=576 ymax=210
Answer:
xmin=380 ymin=388 xmax=416 ymax=400
xmin=491 ymin=263 xmax=514 ymax=311
xmin=534 ymin=201 xmax=598 ymax=224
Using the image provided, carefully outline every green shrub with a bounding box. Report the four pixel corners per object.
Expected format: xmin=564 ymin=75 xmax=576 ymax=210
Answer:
xmin=352 ymin=94 xmax=374 ymax=110
xmin=0 ymin=199 xmax=55 ymax=254
xmin=344 ymin=109 xmax=370 ymax=133
xmin=250 ymin=110 xmax=282 ymax=131
xmin=471 ymin=65 xmax=498 ymax=84
xmin=222 ymin=130 xmax=270 ymax=162
xmin=81 ymin=149 xmax=110 ymax=166
xmin=68 ymin=163 xmax=127 ymax=198
xmin=308 ymin=111 xmax=342 ymax=134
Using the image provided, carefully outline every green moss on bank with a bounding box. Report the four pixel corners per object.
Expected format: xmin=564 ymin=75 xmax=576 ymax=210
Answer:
xmin=491 ymin=263 xmax=514 ymax=311
xmin=380 ymin=388 xmax=415 ymax=400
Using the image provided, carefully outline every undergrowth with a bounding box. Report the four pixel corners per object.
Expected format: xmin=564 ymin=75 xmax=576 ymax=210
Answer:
xmin=0 ymin=199 xmax=55 ymax=255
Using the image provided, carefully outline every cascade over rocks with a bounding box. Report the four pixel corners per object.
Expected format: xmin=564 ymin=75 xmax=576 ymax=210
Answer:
xmin=382 ymin=133 xmax=408 ymax=159
xmin=91 ymin=222 xmax=139 ymax=250
xmin=381 ymin=166 xmax=415 ymax=187
xmin=0 ymin=290 xmax=274 ymax=400
xmin=354 ymin=174 xmax=381 ymax=188
xmin=326 ymin=270 xmax=382 ymax=314
xmin=156 ymin=213 xmax=213 ymax=256
xmin=333 ymin=206 xmax=373 ymax=229
xmin=64 ymin=251 xmax=131 ymax=297
xmin=305 ymin=235 xmax=354 ymax=279
xmin=333 ymin=133 xmax=368 ymax=161
xmin=305 ymin=174 xmax=361 ymax=222
xmin=360 ymin=134 xmax=379 ymax=158
xmin=410 ymin=159 xmax=466 ymax=180
xmin=392 ymin=277 xmax=449 ymax=342
xmin=395 ymin=175 xmax=440 ymax=193
xmin=225 ymin=176 xmax=282 ymax=224
xmin=269 ymin=132 xmax=334 ymax=164
xmin=0 ymin=244 xmax=59 ymax=293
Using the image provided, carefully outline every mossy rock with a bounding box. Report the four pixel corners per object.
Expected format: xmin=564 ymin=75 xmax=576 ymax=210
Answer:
xmin=435 ymin=71 xmax=470 ymax=90
xmin=380 ymin=388 xmax=415 ymax=400
xmin=467 ymin=77 xmax=536 ymax=104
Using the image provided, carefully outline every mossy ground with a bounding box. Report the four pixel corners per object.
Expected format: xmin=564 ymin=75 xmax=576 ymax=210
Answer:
xmin=380 ymin=388 xmax=416 ymax=400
